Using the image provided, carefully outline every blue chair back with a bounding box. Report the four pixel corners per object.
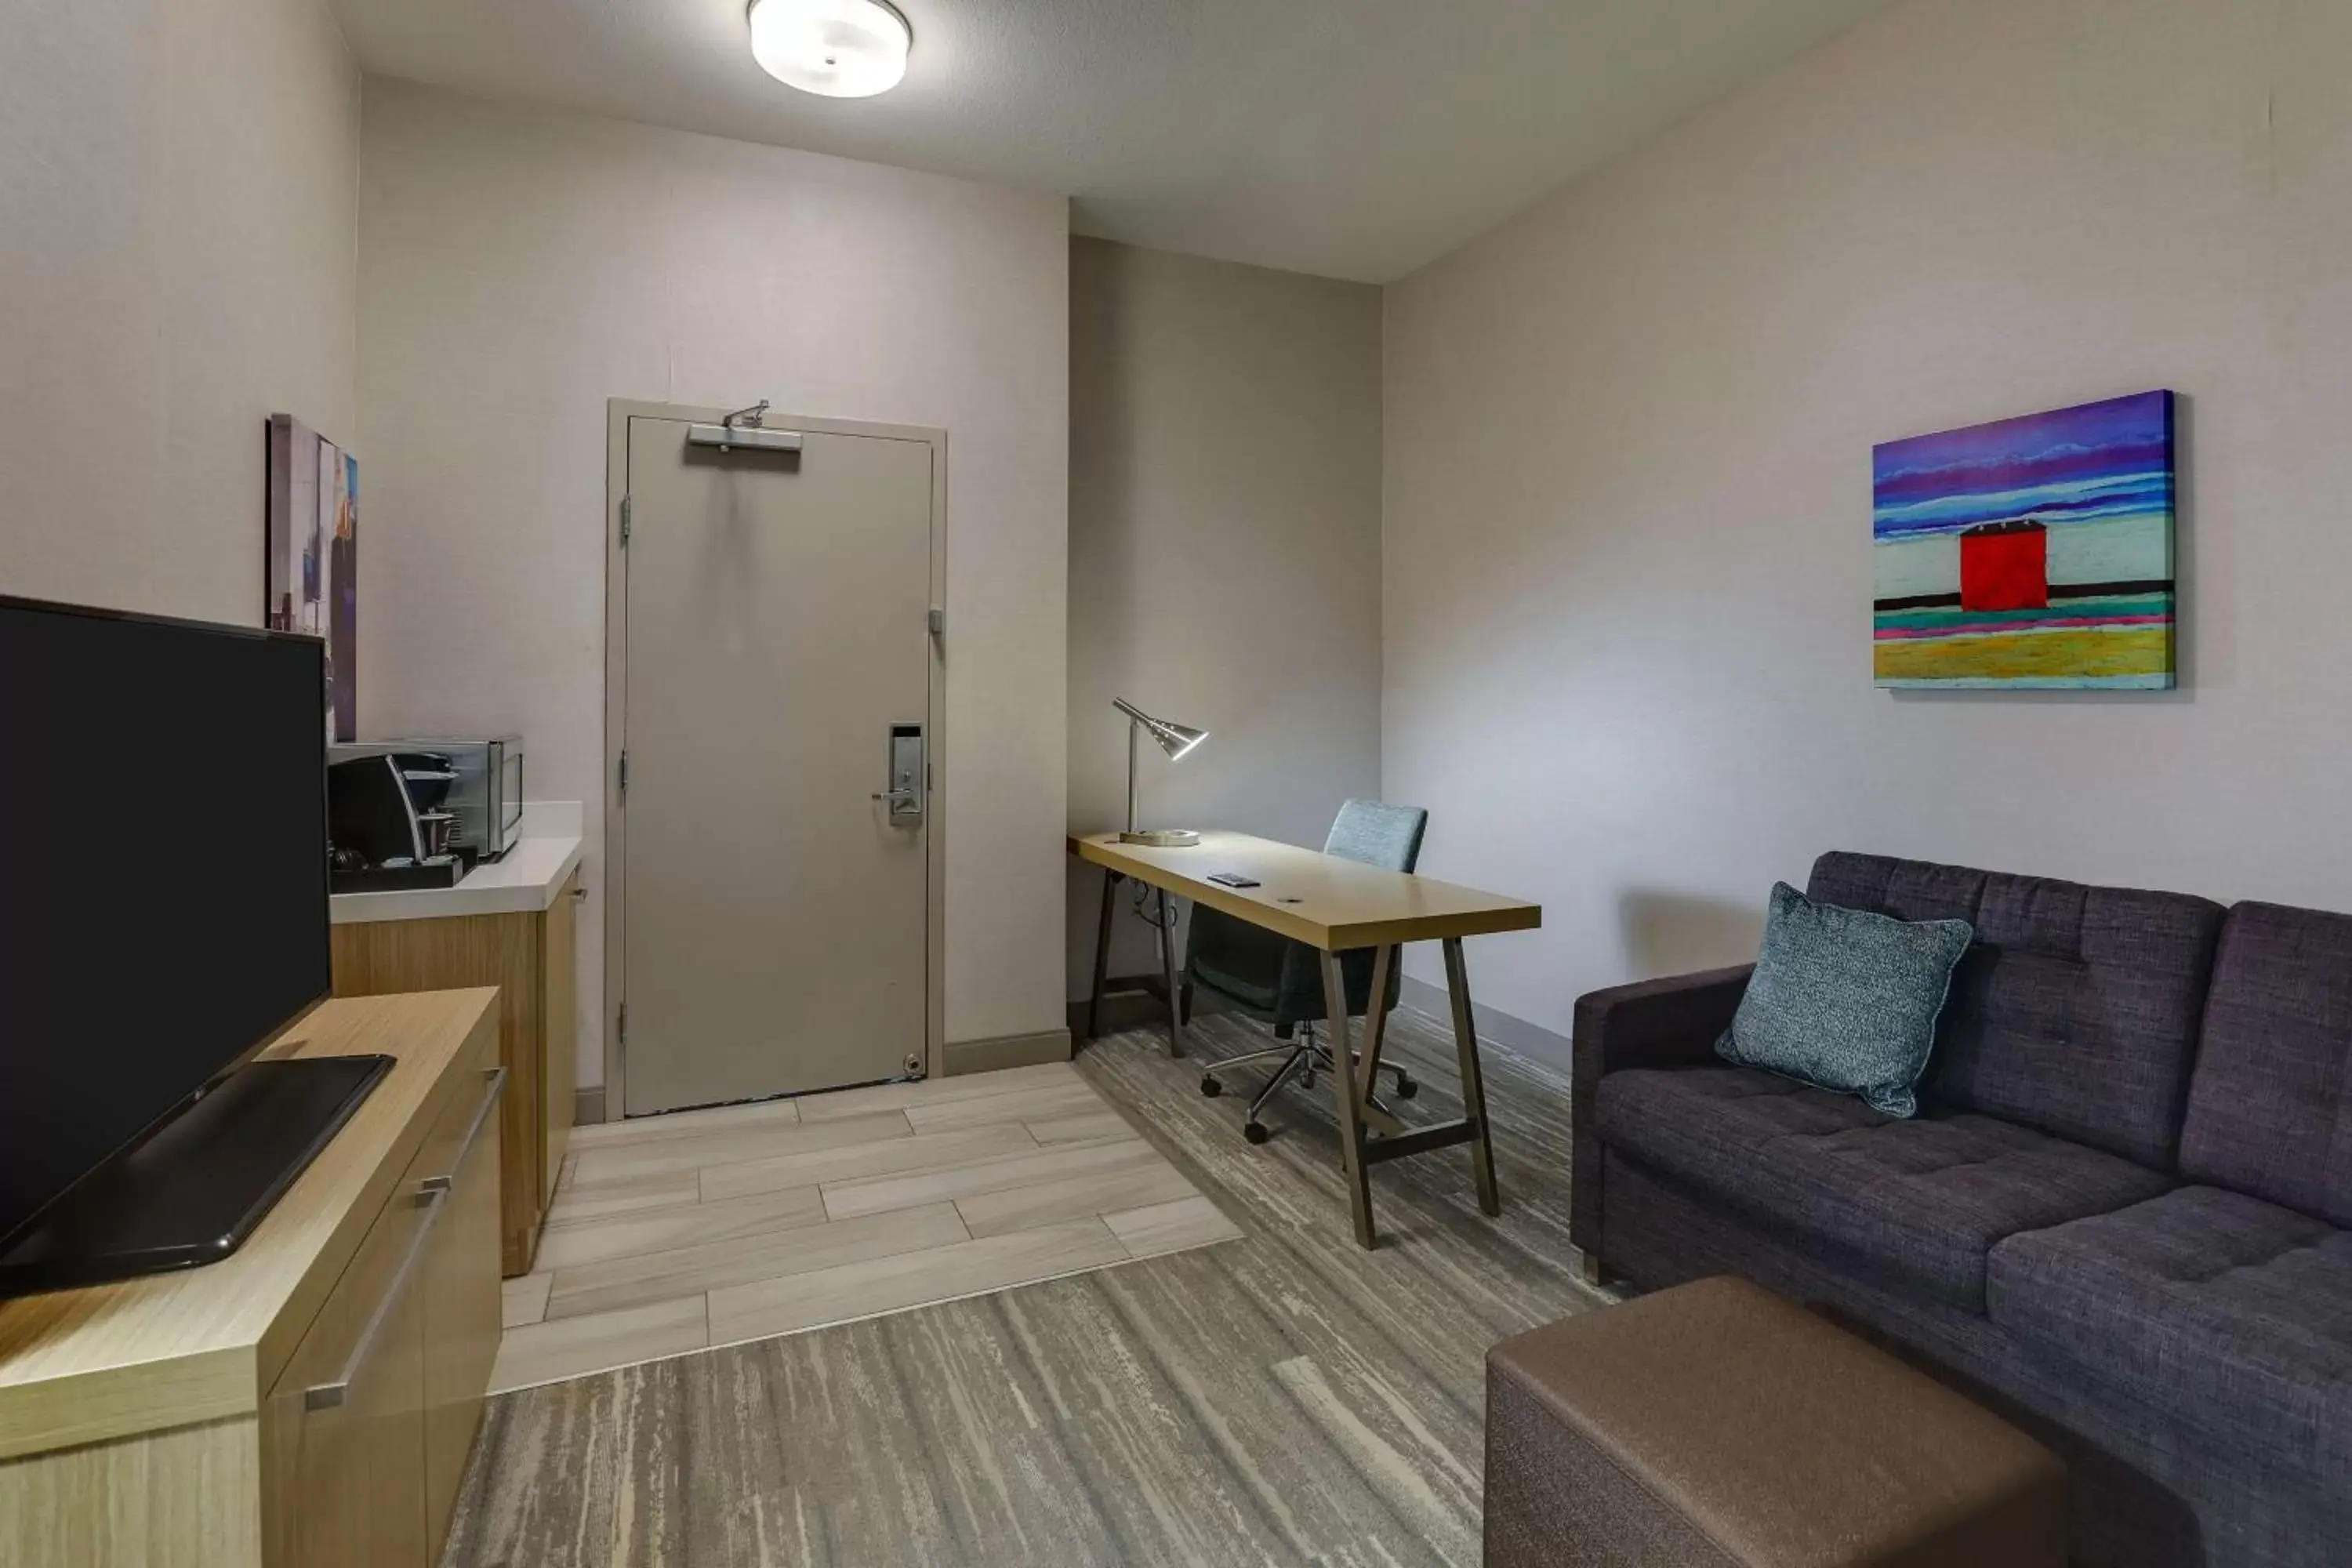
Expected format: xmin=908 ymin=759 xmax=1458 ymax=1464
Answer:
xmin=1322 ymin=799 xmax=1428 ymax=873
xmin=1185 ymin=800 xmax=1430 ymax=1033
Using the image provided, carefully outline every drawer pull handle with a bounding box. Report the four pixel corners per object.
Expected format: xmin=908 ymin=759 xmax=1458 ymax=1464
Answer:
xmin=305 ymin=1065 xmax=504 ymax=1411
xmin=424 ymin=1065 xmax=507 ymax=1194
xmin=306 ymin=1185 xmax=446 ymax=1411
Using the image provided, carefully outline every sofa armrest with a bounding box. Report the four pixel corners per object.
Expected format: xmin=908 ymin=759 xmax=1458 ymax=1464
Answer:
xmin=1573 ymin=966 xmax=1754 ymax=1078
xmin=1570 ymin=965 xmax=1752 ymax=1261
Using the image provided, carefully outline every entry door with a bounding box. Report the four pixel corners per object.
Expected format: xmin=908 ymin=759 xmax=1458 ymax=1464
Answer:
xmin=620 ymin=416 xmax=934 ymax=1116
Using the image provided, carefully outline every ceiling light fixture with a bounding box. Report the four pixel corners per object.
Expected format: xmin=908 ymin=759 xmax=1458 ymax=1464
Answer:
xmin=748 ymin=0 xmax=913 ymax=99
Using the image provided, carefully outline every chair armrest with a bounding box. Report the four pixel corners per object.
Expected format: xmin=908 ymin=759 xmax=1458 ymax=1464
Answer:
xmin=1570 ymin=965 xmax=1752 ymax=1261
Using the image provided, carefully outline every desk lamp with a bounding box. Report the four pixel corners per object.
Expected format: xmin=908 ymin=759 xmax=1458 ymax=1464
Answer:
xmin=1113 ymin=698 xmax=1207 ymax=846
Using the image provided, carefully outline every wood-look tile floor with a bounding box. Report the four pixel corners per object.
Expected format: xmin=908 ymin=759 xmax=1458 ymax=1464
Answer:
xmin=445 ymin=1007 xmax=1607 ymax=1567
xmin=490 ymin=1061 xmax=1240 ymax=1394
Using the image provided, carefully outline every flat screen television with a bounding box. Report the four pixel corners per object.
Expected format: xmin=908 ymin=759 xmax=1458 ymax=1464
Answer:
xmin=0 ymin=593 xmax=387 ymax=1296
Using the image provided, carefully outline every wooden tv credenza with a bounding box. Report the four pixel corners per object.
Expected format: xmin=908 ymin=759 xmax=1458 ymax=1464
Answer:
xmin=0 ymin=989 xmax=504 ymax=1568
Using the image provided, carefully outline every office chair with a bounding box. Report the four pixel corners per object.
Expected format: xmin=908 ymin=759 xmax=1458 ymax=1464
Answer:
xmin=1189 ymin=800 xmax=1428 ymax=1143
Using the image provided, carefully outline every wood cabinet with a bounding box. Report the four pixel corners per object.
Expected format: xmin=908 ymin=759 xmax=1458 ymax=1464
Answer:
xmin=267 ymin=1040 xmax=503 ymax=1568
xmin=264 ymin=1187 xmax=434 ymax=1568
xmin=540 ymin=873 xmax=579 ymax=1196
xmin=419 ymin=1070 xmax=503 ymax=1548
xmin=0 ymin=991 xmax=503 ymax=1568
xmin=332 ymin=872 xmax=582 ymax=1276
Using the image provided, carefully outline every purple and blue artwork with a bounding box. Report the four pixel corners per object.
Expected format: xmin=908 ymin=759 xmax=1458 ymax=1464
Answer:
xmin=1873 ymin=390 xmax=2176 ymax=689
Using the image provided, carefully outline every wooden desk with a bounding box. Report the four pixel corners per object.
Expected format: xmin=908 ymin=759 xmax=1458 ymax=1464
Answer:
xmin=1071 ymin=830 xmax=1541 ymax=1248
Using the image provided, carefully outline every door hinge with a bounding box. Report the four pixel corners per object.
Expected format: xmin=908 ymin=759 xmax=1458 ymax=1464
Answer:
xmin=617 ymin=1002 xmax=627 ymax=1047
xmin=927 ymin=605 xmax=944 ymax=635
xmin=617 ymin=750 xmax=629 ymax=801
xmin=619 ymin=495 xmax=632 ymax=547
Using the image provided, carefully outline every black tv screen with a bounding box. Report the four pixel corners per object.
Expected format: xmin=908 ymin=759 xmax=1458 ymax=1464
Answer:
xmin=0 ymin=595 xmax=331 ymax=1250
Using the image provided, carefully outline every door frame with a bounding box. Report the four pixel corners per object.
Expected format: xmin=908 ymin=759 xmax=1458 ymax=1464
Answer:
xmin=601 ymin=399 xmax=949 ymax=1120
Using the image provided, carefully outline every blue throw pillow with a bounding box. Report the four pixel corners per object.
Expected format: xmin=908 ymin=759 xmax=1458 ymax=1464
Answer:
xmin=1715 ymin=882 xmax=1973 ymax=1118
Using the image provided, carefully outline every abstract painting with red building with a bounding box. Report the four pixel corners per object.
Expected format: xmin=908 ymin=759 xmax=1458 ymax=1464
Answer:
xmin=1872 ymin=391 xmax=2175 ymax=689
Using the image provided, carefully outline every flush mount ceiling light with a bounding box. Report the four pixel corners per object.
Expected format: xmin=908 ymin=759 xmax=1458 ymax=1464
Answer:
xmin=749 ymin=0 xmax=913 ymax=98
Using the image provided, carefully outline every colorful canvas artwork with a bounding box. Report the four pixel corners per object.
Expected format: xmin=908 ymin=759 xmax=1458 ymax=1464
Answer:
xmin=331 ymin=447 xmax=358 ymax=739
xmin=266 ymin=414 xmax=359 ymax=739
xmin=1872 ymin=390 xmax=2176 ymax=689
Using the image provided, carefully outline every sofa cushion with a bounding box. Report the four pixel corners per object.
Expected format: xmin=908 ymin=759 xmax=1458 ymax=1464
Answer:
xmin=1809 ymin=852 xmax=2225 ymax=1169
xmin=2178 ymin=902 xmax=2352 ymax=1227
xmin=1987 ymin=1185 xmax=2352 ymax=1486
xmin=1596 ymin=1066 xmax=2172 ymax=1310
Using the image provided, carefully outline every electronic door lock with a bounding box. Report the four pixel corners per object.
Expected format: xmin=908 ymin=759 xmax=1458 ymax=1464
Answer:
xmin=875 ymin=724 xmax=924 ymax=826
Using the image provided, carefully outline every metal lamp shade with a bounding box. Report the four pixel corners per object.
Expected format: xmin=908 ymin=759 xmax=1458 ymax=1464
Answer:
xmin=1113 ymin=699 xmax=1207 ymax=845
xmin=1145 ymin=717 xmax=1206 ymax=760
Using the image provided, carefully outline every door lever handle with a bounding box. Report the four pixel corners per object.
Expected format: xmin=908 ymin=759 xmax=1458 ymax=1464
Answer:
xmin=871 ymin=789 xmax=917 ymax=805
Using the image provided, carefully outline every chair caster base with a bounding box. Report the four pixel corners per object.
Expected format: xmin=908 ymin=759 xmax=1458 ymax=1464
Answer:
xmin=1200 ymin=1075 xmax=1222 ymax=1098
xmin=1243 ymin=1121 xmax=1270 ymax=1145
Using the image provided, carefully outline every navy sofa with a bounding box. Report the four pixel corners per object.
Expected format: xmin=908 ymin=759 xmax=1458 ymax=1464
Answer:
xmin=1570 ymin=852 xmax=2351 ymax=1568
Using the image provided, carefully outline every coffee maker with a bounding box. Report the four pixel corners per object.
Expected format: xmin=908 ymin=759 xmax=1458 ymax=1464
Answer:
xmin=326 ymin=751 xmax=468 ymax=891
xmin=329 ymin=736 xmax=522 ymax=863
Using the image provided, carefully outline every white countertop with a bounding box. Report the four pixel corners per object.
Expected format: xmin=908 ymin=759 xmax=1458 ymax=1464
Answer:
xmin=331 ymin=802 xmax=584 ymax=926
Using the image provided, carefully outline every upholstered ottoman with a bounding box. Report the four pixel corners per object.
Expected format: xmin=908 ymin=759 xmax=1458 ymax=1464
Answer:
xmin=1486 ymin=1276 xmax=2066 ymax=1567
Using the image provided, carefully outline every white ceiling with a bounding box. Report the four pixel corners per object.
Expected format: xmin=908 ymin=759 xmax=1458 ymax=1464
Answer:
xmin=328 ymin=0 xmax=1894 ymax=284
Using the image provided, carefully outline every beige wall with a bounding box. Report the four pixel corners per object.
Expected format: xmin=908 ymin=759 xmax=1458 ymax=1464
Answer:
xmin=1067 ymin=238 xmax=1384 ymax=997
xmin=0 ymin=0 xmax=358 ymax=622
xmin=1385 ymin=0 xmax=2352 ymax=1037
xmin=358 ymin=82 xmax=1070 ymax=1083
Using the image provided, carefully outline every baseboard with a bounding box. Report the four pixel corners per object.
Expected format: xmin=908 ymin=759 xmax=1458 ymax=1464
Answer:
xmin=1399 ymin=975 xmax=1572 ymax=1074
xmin=574 ymin=1085 xmax=606 ymax=1127
xmin=944 ymin=1027 xmax=1073 ymax=1076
